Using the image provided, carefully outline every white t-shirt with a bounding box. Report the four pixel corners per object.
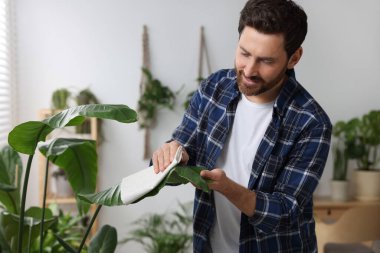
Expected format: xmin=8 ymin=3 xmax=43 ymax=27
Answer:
xmin=210 ymin=95 xmax=274 ymax=253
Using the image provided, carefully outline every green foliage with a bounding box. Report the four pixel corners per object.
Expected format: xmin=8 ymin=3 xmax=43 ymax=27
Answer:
xmin=120 ymin=202 xmax=192 ymax=253
xmin=1 ymin=104 xmax=137 ymax=253
xmin=38 ymin=138 xmax=98 ymax=215
xmin=75 ymin=89 xmax=103 ymax=141
xmin=333 ymin=110 xmax=380 ymax=170
xmin=332 ymin=140 xmax=348 ymax=181
xmin=0 ymin=207 xmax=57 ymax=253
xmin=138 ymin=68 xmax=176 ymax=128
xmin=88 ymin=225 xmax=117 ymax=253
xmin=8 ymin=104 xmax=137 ymax=155
xmin=32 ymin=206 xmax=88 ymax=253
xmin=78 ymin=166 xmax=209 ymax=207
xmin=0 ymin=146 xmax=23 ymax=213
xmin=51 ymin=89 xmax=71 ymax=110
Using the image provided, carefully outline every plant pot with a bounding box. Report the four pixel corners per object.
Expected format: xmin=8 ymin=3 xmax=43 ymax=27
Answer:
xmin=353 ymin=170 xmax=380 ymax=201
xmin=331 ymin=180 xmax=349 ymax=201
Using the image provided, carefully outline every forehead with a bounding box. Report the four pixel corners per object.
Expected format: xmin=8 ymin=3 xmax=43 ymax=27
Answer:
xmin=239 ymin=26 xmax=286 ymax=57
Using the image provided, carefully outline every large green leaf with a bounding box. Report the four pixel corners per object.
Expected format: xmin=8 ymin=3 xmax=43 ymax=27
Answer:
xmin=0 ymin=146 xmax=23 ymax=214
xmin=88 ymin=225 xmax=117 ymax=253
xmin=78 ymin=184 xmax=123 ymax=207
xmin=0 ymin=207 xmax=57 ymax=253
xmin=8 ymin=104 xmax=138 ymax=155
xmin=78 ymin=166 xmax=208 ymax=206
xmin=38 ymin=138 xmax=98 ymax=215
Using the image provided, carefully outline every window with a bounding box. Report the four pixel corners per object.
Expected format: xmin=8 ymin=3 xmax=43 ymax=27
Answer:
xmin=0 ymin=0 xmax=14 ymax=147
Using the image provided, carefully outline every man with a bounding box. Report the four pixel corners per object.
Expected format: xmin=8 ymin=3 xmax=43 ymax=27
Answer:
xmin=152 ymin=0 xmax=332 ymax=252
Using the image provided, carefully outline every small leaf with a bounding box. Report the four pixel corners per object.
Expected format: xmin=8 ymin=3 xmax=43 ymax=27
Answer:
xmin=88 ymin=225 xmax=118 ymax=253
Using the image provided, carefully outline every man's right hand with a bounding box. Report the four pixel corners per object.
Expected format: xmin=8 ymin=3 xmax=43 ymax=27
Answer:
xmin=152 ymin=140 xmax=189 ymax=174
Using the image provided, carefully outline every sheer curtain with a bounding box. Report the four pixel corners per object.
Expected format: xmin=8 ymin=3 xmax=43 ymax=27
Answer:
xmin=0 ymin=0 xmax=15 ymax=147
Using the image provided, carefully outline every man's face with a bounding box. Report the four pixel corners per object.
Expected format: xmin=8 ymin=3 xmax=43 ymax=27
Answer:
xmin=235 ymin=26 xmax=294 ymax=103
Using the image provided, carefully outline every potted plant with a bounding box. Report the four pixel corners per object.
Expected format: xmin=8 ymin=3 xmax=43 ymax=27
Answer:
xmin=120 ymin=202 xmax=193 ymax=253
xmin=1 ymin=104 xmax=208 ymax=253
xmin=1 ymin=104 xmax=137 ymax=253
xmin=333 ymin=110 xmax=380 ymax=201
xmin=75 ymin=88 xmax=104 ymax=143
xmin=51 ymin=88 xmax=71 ymax=110
xmin=138 ymin=68 xmax=176 ymax=159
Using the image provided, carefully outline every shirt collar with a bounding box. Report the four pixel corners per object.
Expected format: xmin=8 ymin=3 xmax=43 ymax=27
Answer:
xmin=274 ymin=69 xmax=299 ymax=117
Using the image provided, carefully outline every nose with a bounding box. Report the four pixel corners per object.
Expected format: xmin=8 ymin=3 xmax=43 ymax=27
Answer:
xmin=244 ymin=59 xmax=259 ymax=77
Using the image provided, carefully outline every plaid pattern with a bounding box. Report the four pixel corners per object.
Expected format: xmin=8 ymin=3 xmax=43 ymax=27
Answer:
xmin=172 ymin=69 xmax=332 ymax=253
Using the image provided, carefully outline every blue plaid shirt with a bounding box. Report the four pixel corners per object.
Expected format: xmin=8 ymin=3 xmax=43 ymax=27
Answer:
xmin=172 ymin=69 xmax=332 ymax=253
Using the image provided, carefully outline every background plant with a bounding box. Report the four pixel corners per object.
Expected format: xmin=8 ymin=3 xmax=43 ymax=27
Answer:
xmin=51 ymin=88 xmax=71 ymax=110
xmin=119 ymin=202 xmax=192 ymax=253
xmin=137 ymin=68 xmax=176 ymax=129
xmin=333 ymin=110 xmax=380 ymax=170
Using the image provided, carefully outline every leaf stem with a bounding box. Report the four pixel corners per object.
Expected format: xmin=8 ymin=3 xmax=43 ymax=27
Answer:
xmin=18 ymin=154 xmax=34 ymax=253
xmin=77 ymin=205 xmax=102 ymax=253
xmin=39 ymin=158 xmax=50 ymax=252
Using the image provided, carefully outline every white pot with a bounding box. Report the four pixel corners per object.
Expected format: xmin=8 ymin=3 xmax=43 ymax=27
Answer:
xmin=354 ymin=170 xmax=380 ymax=201
xmin=331 ymin=180 xmax=349 ymax=201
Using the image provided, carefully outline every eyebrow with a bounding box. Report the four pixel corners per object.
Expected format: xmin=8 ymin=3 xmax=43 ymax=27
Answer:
xmin=239 ymin=46 xmax=275 ymax=62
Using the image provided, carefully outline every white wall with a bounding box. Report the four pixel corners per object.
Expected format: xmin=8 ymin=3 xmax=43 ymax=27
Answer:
xmin=14 ymin=0 xmax=380 ymax=252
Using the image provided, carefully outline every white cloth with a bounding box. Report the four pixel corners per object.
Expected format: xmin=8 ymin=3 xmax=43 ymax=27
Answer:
xmin=120 ymin=146 xmax=183 ymax=205
xmin=210 ymin=95 xmax=274 ymax=253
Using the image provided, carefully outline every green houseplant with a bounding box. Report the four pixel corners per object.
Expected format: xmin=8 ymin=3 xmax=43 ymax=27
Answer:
xmin=0 ymin=104 xmax=208 ymax=253
xmin=1 ymin=104 xmax=136 ymax=253
xmin=51 ymin=88 xmax=71 ymax=110
xmin=138 ymin=68 xmax=175 ymax=129
xmin=119 ymin=202 xmax=192 ymax=253
xmin=75 ymin=89 xmax=103 ymax=143
xmin=333 ymin=110 xmax=380 ymax=200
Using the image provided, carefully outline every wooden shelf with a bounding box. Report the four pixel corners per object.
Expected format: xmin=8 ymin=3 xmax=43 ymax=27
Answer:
xmin=45 ymin=197 xmax=76 ymax=205
xmin=314 ymin=197 xmax=380 ymax=223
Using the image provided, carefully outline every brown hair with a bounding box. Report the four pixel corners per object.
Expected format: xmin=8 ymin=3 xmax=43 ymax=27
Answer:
xmin=238 ymin=0 xmax=307 ymax=57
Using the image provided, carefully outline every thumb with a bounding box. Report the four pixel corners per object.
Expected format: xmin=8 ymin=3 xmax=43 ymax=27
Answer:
xmin=200 ymin=170 xmax=212 ymax=179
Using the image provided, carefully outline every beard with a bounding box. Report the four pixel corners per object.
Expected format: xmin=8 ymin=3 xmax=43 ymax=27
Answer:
xmin=235 ymin=65 xmax=287 ymax=97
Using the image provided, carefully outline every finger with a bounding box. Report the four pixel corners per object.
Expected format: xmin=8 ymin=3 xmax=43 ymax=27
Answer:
xmin=200 ymin=170 xmax=212 ymax=179
xmin=181 ymin=149 xmax=189 ymax=164
xmin=152 ymin=151 xmax=159 ymax=174
xmin=162 ymin=146 xmax=171 ymax=172
xmin=169 ymin=143 xmax=179 ymax=163
xmin=158 ymin=148 xmax=165 ymax=172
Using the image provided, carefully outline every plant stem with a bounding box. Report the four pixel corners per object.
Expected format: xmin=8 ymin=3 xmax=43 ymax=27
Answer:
xmin=39 ymin=158 xmax=50 ymax=253
xmin=18 ymin=154 xmax=34 ymax=253
xmin=77 ymin=205 xmax=102 ymax=253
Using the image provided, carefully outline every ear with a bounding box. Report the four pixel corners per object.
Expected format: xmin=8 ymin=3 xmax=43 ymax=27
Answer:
xmin=287 ymin=47 xmax=303 ymax=69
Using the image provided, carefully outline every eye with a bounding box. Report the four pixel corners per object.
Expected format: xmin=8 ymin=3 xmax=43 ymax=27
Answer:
xmin=241 ymin=51 xmax=250 ymax=57
xmin=262 ymin=59 xmax=274 ymax=64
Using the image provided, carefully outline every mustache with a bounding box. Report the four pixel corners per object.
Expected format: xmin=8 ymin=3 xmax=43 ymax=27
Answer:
xmin=239 ymin=70 xmax=263 ymax=82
